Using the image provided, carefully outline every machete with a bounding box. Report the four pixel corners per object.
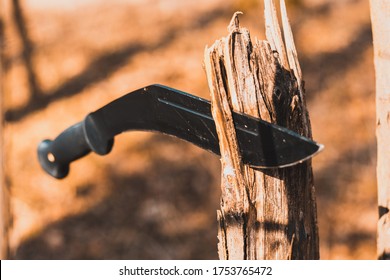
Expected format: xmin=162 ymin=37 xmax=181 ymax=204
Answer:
xmin=37 ymin=84 xmax=323 ymax=179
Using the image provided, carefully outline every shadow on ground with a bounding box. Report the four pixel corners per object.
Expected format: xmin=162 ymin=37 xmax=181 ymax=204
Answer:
xmin=5 ymin=6 xmax=232 ymax=122
xmin=13 ymin=135 xmax=221 ymax=259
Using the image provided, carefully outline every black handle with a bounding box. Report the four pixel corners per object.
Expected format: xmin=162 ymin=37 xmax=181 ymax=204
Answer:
xmin=37 ymin=115 xmax=114 ymax=179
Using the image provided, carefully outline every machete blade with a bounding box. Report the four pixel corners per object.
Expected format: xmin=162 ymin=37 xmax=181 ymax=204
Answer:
xmin=94 ymin=84 xmax=323 ymax=168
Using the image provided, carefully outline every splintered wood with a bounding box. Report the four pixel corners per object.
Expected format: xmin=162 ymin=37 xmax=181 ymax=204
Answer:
xmin=204 ymin=0 xmax=319 ymax=260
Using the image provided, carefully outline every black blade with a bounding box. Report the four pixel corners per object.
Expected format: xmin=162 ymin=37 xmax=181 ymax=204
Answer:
xmin=90 ymin=84 xmax=322 ymax=168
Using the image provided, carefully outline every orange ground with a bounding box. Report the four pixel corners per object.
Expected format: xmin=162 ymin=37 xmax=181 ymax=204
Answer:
xmin=2 ymin=0 xmax=377 ymax=259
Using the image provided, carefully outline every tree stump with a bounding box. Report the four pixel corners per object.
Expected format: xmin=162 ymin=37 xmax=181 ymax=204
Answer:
xmin=203 ymin=0 xmax=319 ymax=260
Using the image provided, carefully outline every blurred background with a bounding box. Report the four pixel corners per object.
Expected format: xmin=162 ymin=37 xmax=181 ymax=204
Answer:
xmin=1 ymin=0 xmax=376 ymax=259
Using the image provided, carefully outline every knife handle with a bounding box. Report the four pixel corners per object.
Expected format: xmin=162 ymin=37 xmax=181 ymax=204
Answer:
xmin=37 ymin=115 xmax=114 ymax=179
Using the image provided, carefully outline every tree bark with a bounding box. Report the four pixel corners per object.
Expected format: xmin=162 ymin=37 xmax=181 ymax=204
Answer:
xmin=204 ymin=0 xmax=319 ymax=260
xmin=370 ymin=0 xmax=390 ymax=260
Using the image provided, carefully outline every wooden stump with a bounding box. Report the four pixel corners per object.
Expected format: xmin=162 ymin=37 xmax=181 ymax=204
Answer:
xmin=204 ymin=0 xmax=319 ymax=260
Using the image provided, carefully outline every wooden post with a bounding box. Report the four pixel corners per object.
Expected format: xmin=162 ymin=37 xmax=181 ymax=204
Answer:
xmin=370 ymin=0 xmax=390 ymax=260
xmin=204 ymin=0 xmax=319 ymax=259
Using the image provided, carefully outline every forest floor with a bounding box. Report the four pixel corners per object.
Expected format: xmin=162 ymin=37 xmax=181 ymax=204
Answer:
xmin=2 ymin=0 xmax=377 ymax=259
